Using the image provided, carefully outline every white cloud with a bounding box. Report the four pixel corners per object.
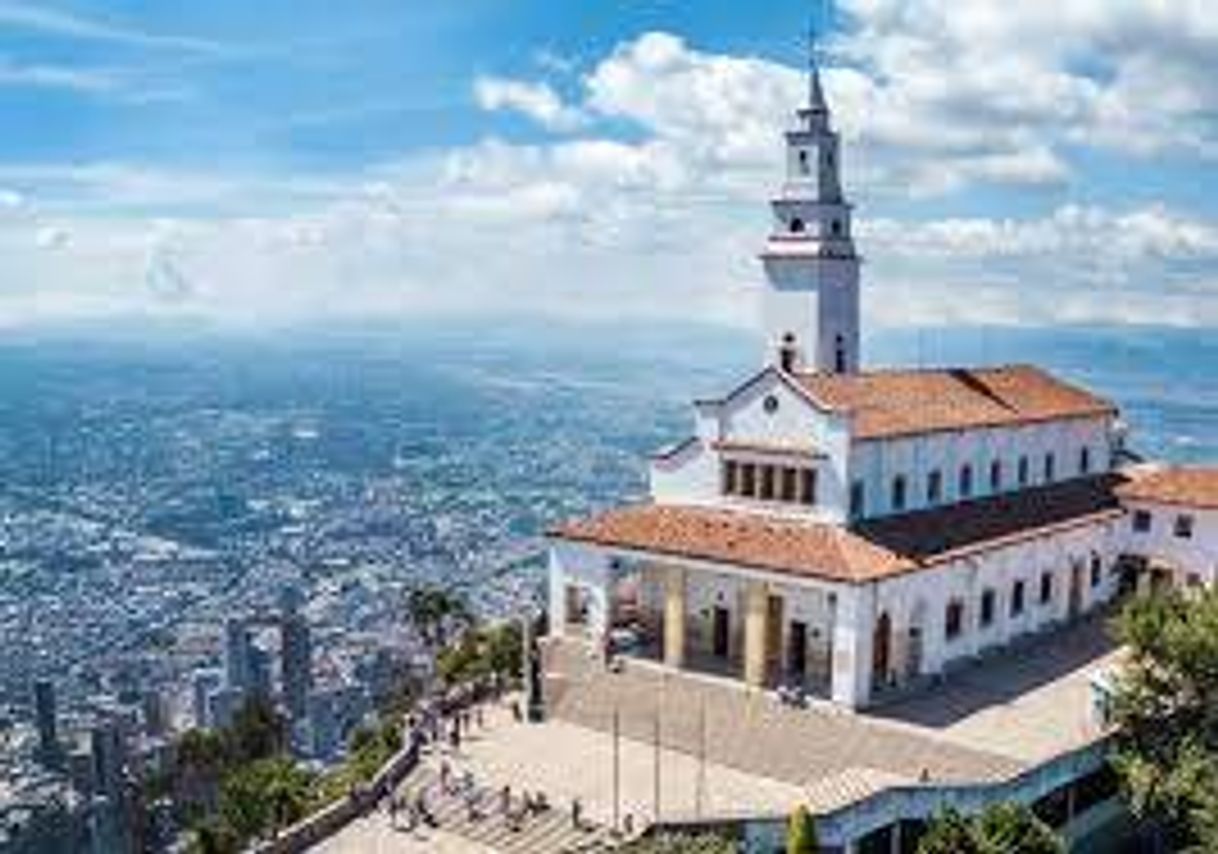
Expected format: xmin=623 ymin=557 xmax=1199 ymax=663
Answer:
xmin=474 ymin=76 xmax=584 ymax=132
xmin=1 ymin=24 xmax=1217 ymax=332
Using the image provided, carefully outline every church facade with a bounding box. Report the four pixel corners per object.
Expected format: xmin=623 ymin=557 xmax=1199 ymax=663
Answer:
xmin=545 ymin=52 xmax=1218 ymax=711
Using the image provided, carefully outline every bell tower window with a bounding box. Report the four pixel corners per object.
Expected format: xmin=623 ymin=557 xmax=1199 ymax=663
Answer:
xmin=789 ymin=217 xmax=804 ymax=234
xmin=834 ymin=335 xmax=846 ymax=374
xmin=831 ymin=219 xmax=842 ymax=236
xmin=798 ymin=150 xmax=810 ymax=174
xmin=779 ymin=333 xmax=797 ymax=373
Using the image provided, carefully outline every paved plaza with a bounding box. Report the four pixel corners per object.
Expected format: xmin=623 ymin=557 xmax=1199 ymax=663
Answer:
xmin=319 ymin=614 xmax=1120 ymax=851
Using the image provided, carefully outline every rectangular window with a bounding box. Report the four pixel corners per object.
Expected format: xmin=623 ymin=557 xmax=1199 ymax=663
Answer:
xmin=1018 ymin=456 xmax=1030 ymax=487
xmin=945 ymin=600 xmax=964 ymax=640
xmin=989 ymin=460 xmax=1002 ymax=492
xmin=759 ymin=465 xmax=775 ymax=500
xmin=891 ymin=475 xmax=907 ymax=512
xmin=800 ymin=468 xmax=817 ymax=506
xmin=980 ymin=589 xmax=996 ymax=627
xmin=927 ymin=469 xmax=942 ymax=504
xmin=740 ymin=463 xmax=756 ymax=498
xmin=1175 ymin=514 xmax=1194 ymax=539
xmin=1044 ymin=453 xmax=1056 ymax=483
xmin=1079 ymin=447 xmax=1091 ymax=475
xmin=849 ymin=480 xmax=865 ymax=520
xmin=959 ymin=464 xmax=973 ymax=499
xmin=1010 ymin=581 xmax=1026 ymax=617
xmin=721 ymin=460 xmax=739 ymax=495
xmin=1040 ymin=572 xmax=1053 ymax=605
xmin=1132 ymin=510 xmax=1152 ymax=533
xmin=781 ymin=467 xmax=797 ymax=502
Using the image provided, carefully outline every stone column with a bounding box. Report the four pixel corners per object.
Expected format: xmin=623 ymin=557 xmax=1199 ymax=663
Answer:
xmin=663 ymin=566 xmax=687 ymax=668
xmin=743 ymin=580 xmax=769 ymax=687
xmin=830 ymin=585 xmax=873 ymax=709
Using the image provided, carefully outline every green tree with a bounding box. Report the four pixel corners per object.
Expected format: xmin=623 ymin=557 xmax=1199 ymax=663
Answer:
xmin=1111 ymin=587 xmax=1218 ymax=850
xmin=787 ymin=804 xmax=818 ymax=853
xmin=218 ymin=756 xmax=313 ymax=843
xmin=917 ymin=803 xmax=1063 ymax=854
xmin=223 ymin=697 xmax=286 ymax=765
xmin=406 ymin=585 xmax=473 ymax=648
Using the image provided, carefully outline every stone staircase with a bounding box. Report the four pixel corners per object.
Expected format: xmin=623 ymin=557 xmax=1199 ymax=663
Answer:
xmin=392 ymin=763 xmax=618 ymax=853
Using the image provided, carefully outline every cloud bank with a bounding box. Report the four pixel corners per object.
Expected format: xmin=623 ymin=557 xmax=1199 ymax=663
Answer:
xmin=2 ymin=4 xmax=1217 ymax=331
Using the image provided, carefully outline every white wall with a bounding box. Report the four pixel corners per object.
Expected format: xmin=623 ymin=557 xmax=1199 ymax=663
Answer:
xmin=848 ymin=416 xmax=1114 ymax=519
xmin=868 ymin=517 xmax=1121 ymax=681
xmin=1120 ymin=500 xmax=1218 ymax=586
xmin=650 ymin=370 xmax=852 ymax=523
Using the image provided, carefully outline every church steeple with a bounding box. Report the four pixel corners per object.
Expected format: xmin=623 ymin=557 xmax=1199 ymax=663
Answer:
xmin=758 ymin=16 xmax=861 ymax=375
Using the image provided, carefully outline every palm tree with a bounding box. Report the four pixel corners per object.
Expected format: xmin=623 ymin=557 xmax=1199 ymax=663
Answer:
xmin=406 ymin=585 xmax=472 ymax=648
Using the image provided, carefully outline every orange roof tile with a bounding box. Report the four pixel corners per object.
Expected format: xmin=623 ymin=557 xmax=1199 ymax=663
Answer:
xmin=553 ymin=504 xmax=911 ymax=583
xmin=551 ymin=476 xmax=1126 ymax=584
xmin=1116 ymin=466 xmax=1218 ymax=510
xmin=796 ymin=364 xmax=1116 ymax=440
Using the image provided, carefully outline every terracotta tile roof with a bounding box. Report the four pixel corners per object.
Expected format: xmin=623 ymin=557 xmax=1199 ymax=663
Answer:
xmin=553 ymin=504 xmax=912 ymax=583
xmin=856 ymin=474 xmax=1127 ymax=565
xmin=795 ymin=364 xmax=1116 ymax=440
xmin=551 ymin=475 xmax=1127 ymax=585
xmin=1116 ymin=465 xmax=1218 ymax=510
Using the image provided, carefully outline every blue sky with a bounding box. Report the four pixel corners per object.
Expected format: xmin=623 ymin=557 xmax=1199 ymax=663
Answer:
xmin=0 ymin=0 xmax=1216 ymax=329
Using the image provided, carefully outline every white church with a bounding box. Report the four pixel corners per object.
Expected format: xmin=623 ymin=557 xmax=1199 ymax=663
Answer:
xmin=544 ymin=48 xmax=1218 ymax=712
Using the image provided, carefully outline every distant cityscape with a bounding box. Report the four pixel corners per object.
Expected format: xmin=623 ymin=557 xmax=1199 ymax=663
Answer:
xmin=0 ymin=321 xmax=1213 ymax=851
xmin=0 ymin=324 xmax=719 ymax=851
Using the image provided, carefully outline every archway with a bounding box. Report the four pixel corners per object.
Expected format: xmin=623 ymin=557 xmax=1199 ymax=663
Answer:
xmin=872 ymin=612 xmax=892 ymax=689
xmin=906 ymin=600 xmax=927 ymax=680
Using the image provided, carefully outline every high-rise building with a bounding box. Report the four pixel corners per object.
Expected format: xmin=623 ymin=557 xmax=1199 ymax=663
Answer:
xmin=141 ymin=690 xmax=169 ymax=737
xmin=90 ymin=720 xmax=124 ymax=801
xmin=32 ymin=679 xmax=61 ymax=767
xmin=191 ymin=669 xmax=223 ymax=729
xmin=249 ymin=644 xmax=273 ymax=701
xmin=281 ymin=615 xmax=312 ymax=720
xmin=224 ymin=618 xmax=253 ymax=693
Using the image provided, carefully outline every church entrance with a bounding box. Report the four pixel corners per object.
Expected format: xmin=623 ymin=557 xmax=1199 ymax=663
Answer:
xmin=787 ymin=620 xmax=807 ymax=683
xmin=905 ymin=600 xmax=927 ymax=681
xmin=872 ymin=612 xmax=892 ymax=689
xmin=1069 ymin=561 xmax=1084 ymax=619
xmin=712 ymin=607 xmax=730 ymax=658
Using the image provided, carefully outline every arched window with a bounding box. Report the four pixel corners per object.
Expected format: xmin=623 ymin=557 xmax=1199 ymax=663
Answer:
xmin=834 ymin=335 xmax=847 ymax=374
xmin=959 ymin=464 xmax=974 ymax=498
xmin=831 ymin=219 xmax=842 ymax=236
xmin=790 ymin=217 xmax=805 ymax=234
xmin=891 ymin=475 xmax=907 ymax=512
xmin=798 ymin=150 xmax=810 ymax=174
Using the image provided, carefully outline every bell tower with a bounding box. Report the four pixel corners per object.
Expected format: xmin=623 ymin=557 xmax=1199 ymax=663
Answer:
xmin=759 ymin=27 xmax=860 ymax=375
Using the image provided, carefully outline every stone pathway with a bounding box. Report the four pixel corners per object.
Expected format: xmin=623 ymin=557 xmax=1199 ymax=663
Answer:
xmin=544 ymin=638 xmax=1023 ymax=811
xmin=315 ymin=715 xmax=619 ymax=854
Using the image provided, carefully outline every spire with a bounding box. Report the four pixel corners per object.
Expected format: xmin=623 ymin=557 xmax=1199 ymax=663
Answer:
xmin=807 ymin=13 xmax=827 ymax=114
